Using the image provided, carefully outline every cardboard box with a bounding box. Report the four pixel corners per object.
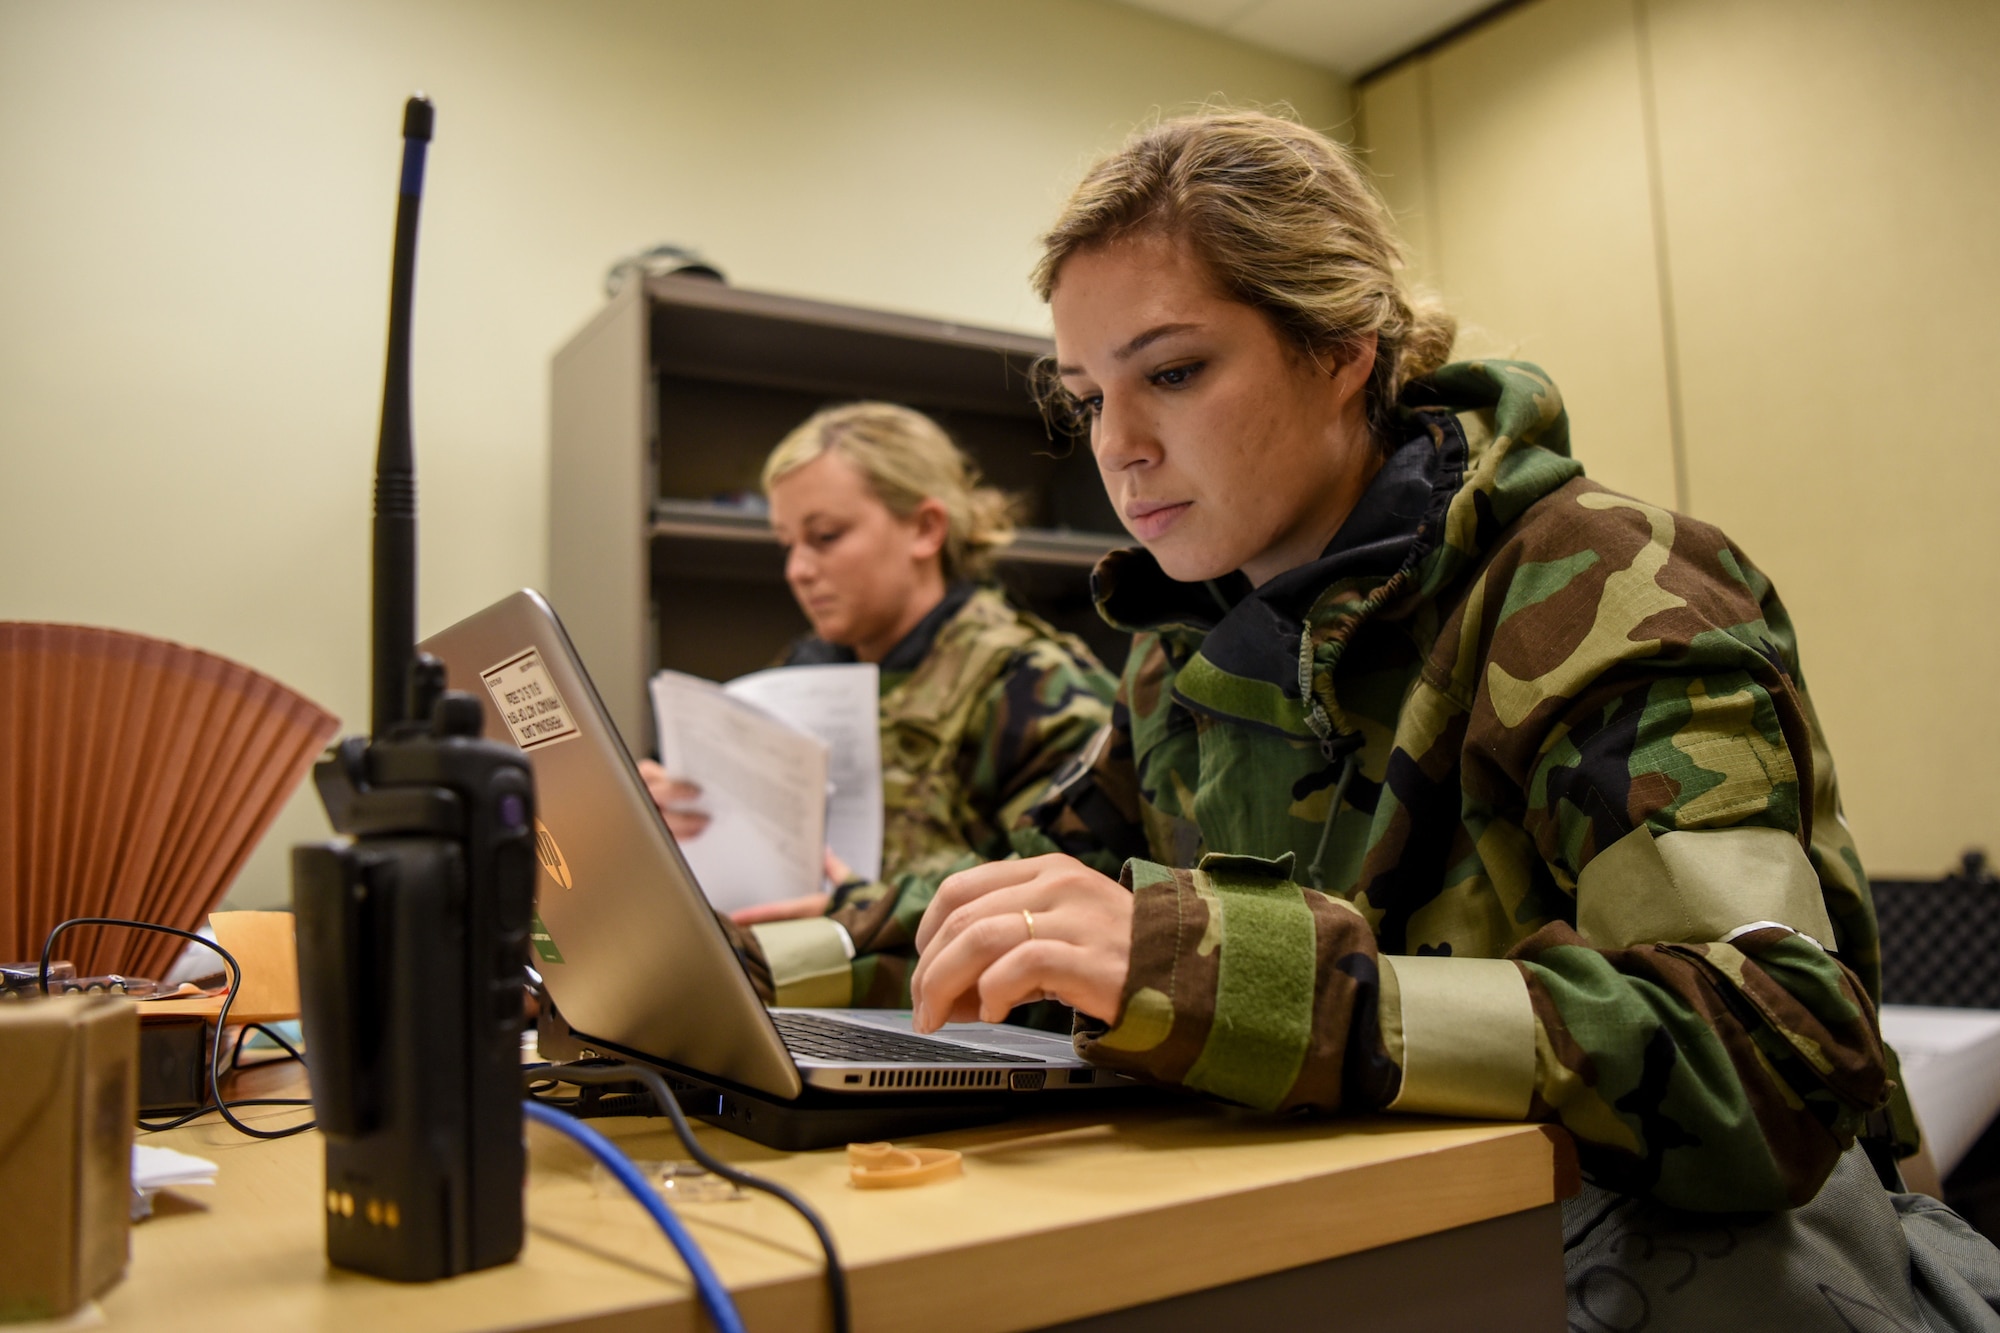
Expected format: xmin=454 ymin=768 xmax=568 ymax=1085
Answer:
xmin=0 ymin=995 xmax=138 ymax=1321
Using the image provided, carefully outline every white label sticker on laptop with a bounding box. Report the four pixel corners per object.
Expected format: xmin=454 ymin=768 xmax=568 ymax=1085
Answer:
xmin=481 ymin=648 xmax=581 ymax=751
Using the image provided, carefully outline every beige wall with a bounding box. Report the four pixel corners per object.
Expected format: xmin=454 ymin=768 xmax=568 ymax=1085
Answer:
xmin=1363 ymin=0 xmax=1681 ymax=508
xmin=1358 ymin=0 xmax=1999 ymax=874
xmin=0 ymin=0 xmax=1345 ymax=909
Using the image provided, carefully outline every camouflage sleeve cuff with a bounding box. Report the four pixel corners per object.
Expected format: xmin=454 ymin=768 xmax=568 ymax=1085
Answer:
xmin=1378 ymin=954 xmax=1536 ymax=1121
xmin=748 ymin=917 xmax=855 ymax=1008
xmin=1074 ymin=852 xmax=1387 ymax=1113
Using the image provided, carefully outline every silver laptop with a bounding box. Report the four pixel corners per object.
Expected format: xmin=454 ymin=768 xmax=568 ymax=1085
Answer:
xmin=421 ymin=589 xmax=1128 ymax=1106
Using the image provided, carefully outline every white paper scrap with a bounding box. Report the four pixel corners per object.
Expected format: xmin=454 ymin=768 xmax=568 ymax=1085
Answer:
xmin=133 ymin=1144 xmax=218 ymax=1191
xmin=133 ymin=1144 xmax=218 ymax=1220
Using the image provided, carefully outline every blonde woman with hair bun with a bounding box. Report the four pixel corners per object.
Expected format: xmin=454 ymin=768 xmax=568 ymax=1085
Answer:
xmin=639 ymin=401 xmax=1115 ymax=1018
xmin=908 ymin=108 xmax=1994 ymax=1326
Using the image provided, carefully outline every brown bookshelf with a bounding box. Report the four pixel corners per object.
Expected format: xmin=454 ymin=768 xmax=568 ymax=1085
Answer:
xmin=549 ymin=274 xmax=1126 ymax=752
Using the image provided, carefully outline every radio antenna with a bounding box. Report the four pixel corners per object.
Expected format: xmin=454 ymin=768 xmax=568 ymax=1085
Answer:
xmin=371 ymin=94 xmax=434 ymax=737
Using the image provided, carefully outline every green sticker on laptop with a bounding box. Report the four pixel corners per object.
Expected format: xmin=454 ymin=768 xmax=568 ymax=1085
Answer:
xmin=529 ymin=914 xmax=565 ymax=964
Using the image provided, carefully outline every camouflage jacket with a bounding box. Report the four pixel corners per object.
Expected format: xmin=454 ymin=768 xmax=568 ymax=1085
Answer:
xmin=1031 ymin=361 xmax=1890 ymax=1212
xmin=736 ymin=585 xmax=1116 ymax=1009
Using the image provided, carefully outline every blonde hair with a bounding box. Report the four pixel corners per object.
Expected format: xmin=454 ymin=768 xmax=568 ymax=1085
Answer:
xmin=762 ymin=402 xmax=1018 ymax=581
xmin=1033 ymin=108 xmax=1457 ymax=452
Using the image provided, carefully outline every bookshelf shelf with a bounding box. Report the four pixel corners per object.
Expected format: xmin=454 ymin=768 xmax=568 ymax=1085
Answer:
xmin=647 ymin=499 xmax=1121 ymax=569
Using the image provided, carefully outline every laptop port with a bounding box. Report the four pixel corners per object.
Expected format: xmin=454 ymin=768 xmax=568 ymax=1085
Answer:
xmin=1009 ymin=1070 xmax=1047 ymax=1091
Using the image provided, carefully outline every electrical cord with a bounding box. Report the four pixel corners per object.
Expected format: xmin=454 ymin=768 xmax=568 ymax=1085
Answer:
xmin=232 ymin=1021 xmax=307 ymax=1068
xmin=138 ymin=1097 xmax=318 ymax=1133
xmin=523 ymin=1099 xmax=746 ymax=1333
xmin=527 ymin=1062 xmax=851 ymax=1333
xmin=41 ymin=917 xmax=317 ymax=1139
xmin=523 ymin=1077 xmax=581 ymax=1109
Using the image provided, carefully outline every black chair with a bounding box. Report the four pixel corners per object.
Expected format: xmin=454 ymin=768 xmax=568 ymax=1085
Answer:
xmin=1877 ymin=852 xmax=2000 ymax=1008
xmin=1875 ymin=851 xmax=2000 ymax=1233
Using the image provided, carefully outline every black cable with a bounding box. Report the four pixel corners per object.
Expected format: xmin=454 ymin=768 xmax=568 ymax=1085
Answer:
xmin=138 ymin=1097 xmax=316 ymax=1134
xmin=42 ymin=917 xmax=316 ymax=1140
xmin=231 ymin=1021 xmax=306 ymax=1069
xmin=148 ymin=1024 xmax=310 ymax=1132
xmin=528 ymin=1062 xmax=850 ymax=1333
xmin=523 ymin=1078 xmax=582 ymax=1109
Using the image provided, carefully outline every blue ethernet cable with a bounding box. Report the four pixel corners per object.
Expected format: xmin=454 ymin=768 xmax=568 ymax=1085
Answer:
xmin=522 ymin=1099 xmax=746 ymax=1333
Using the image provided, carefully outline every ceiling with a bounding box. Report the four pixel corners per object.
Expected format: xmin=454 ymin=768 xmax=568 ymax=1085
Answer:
xmin=1114 ymin=0 xmax=1499 ymax=78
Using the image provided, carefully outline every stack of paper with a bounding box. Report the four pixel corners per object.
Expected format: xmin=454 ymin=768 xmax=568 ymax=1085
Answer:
xmin=650 ymin=664 xmax=882 ymax=913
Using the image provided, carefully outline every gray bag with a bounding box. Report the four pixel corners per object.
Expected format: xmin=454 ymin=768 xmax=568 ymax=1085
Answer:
xmin=1565 ymin=1144 xmax=2000 ymax=1332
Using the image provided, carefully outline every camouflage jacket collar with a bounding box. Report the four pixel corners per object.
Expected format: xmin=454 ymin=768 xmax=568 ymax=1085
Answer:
xmin=1091 ymin=360 xmax=1581 ymax=743
xmin=784 ymin=580 xmax=978 ymax=678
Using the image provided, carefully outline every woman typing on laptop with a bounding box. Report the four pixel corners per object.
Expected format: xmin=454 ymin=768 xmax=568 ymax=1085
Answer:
xmin=905 ymin=109 xmax=2000 ymax=1328
xmin=639 ymin=402 xmax=1116 ymax=1014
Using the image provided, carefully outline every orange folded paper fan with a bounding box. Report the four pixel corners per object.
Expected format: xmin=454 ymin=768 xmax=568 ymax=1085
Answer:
xmin=0 ymin=624 xmax=341 ymax=983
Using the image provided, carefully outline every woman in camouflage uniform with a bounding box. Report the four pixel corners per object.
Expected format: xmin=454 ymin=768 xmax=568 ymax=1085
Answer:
xmin=908 ymin=110 xmax=2000 ymax=1329
xmin=640 ymin=402 xmax=1115 ymax=1012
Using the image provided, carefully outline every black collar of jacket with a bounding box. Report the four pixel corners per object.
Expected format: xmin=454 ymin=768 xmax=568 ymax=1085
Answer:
xmin=784 ymin=580 xmax=978 ymax=671
xmin=1092 ymin=413 xmax=1468 ymax=699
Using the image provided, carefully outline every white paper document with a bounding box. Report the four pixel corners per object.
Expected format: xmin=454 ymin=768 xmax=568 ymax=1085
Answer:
xmin=722 ymin=664 xmax=883 ymax=885
xmin=649 ymin=664 xmax=881 ymax=913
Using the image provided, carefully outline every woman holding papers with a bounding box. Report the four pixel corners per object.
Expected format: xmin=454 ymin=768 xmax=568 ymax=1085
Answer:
xmin=906 ymin=109 xmax=2000 ymax=1328
xmin=640 ymin=402 xmax=1115 ymax=1013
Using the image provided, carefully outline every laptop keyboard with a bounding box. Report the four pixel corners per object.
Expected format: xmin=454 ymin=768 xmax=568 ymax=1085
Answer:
xmin=773 ymin=1011 xmax=1032 ymax=1064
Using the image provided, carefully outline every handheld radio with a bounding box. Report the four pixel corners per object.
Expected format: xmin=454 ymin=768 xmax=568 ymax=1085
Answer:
xmin=291 ymin=95 xmax=536 ymax=1282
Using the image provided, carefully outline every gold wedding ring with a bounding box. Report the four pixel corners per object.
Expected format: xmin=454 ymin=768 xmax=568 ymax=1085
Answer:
xmin=1022 ymin=908 xmax=1037 ymax=941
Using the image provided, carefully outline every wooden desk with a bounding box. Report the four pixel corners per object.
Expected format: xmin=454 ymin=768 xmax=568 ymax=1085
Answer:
xmin=109 ymin=1071 xmax=1575 ymax=1333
